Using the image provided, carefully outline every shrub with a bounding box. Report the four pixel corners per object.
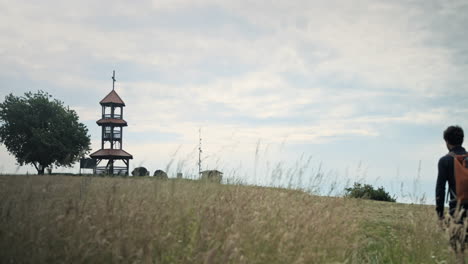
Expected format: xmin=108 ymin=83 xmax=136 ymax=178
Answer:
xmin=153 ymin=169 xmax=168 ymax=179
xmin=132 ymin=167 xmax=149 ymax=176
xmin=200 ymin=170 xmax=222 ymax=183
xmin=344 ymin=183 xmax=396 ymax=202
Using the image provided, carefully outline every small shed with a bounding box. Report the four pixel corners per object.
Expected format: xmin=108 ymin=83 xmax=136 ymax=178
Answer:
xmin=200 ymin=170 xmax=223 ymax=183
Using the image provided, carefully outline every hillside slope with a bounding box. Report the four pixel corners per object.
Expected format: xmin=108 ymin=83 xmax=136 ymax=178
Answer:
xmin=0 ymin=175 xmax=455 ymax=263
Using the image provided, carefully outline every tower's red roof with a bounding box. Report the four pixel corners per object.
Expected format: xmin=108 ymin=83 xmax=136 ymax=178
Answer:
xmin=100 ymin=90 xmax=125 ymax=106
xmin=96 ymin=118 xmax=128 ymax=126
xmin=90 ymin=149 xmax=133 ymax=159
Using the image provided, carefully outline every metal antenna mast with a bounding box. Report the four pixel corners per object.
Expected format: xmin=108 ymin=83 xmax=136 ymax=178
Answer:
xmin=198 ymin=128 xmax=202 ymax=178
xmin=112 ymin=70 xmax=116 ymax=90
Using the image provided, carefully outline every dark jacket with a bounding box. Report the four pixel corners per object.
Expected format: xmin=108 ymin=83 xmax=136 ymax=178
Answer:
xmin=435 ymin=145 xmax=467 ymax=218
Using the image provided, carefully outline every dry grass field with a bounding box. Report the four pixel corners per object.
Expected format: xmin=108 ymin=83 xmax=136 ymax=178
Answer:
xmin=0 ymin=175 xmax=458 ymax=263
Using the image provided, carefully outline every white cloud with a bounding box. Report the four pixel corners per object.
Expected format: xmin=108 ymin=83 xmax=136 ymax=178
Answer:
xmin=2 ymin=0 xmax=466 ymax=99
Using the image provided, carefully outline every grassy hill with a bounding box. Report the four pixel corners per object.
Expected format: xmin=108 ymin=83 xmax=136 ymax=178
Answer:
xmin=0 ymin=175 xmax=456 ymax=263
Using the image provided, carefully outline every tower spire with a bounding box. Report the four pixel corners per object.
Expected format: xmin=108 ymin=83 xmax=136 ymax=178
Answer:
xmin=112 ymin=70 xmax=116 ymax=90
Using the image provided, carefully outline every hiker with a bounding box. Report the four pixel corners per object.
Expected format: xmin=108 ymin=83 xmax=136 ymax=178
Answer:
xmin=435 ymin=125 xmax=468 ymax=262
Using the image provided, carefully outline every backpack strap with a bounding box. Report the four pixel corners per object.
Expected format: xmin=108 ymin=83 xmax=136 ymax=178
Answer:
xmin=448 ymin=150 xmax=468 ymax=156
xmin=449 ymin=152 xmax=468 ymax=163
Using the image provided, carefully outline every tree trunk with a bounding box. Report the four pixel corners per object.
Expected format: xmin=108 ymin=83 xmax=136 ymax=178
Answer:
xmin=32 ymin=162 xmax=44 ymax=175
xmin=37 ymin=167 xmax=45 ymax=175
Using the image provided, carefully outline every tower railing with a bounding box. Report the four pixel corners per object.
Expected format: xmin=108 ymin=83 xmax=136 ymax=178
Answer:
xmin=102 ymin=114 xmax=122 ymax=119
xmin=104 ymin=132 xmax=122 ymax=139
xmin=95 ymin=166 xmax=128 ymax=175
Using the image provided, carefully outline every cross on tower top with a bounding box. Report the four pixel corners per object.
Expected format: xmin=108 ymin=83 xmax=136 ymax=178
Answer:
xmin=112 ymin=70 xmax=116 ymax=90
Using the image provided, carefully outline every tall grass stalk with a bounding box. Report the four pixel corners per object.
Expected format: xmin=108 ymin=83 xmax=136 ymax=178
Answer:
xmin=0 ymin=175 xmax=455 ymax=263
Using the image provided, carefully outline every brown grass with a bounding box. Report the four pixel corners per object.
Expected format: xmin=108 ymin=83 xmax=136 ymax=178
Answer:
xmin=0 ymin=175 xmax=457 ymax=263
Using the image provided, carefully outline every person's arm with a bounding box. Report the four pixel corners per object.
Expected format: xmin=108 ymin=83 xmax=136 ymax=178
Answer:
xmin=436 ymin=158 xmax=447 ymax=219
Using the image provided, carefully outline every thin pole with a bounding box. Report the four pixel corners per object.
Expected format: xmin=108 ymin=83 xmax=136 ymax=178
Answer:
xmin=198 ymin=128 xmax=202 ymax=178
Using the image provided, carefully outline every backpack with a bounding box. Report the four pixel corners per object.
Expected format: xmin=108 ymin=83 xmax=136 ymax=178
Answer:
xmin=449 ymin=152 xmax=468 ymax=204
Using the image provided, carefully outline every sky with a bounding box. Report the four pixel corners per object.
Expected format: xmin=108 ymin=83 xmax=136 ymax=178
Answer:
xmin=1 ymin=0 xmax=468 ymax=203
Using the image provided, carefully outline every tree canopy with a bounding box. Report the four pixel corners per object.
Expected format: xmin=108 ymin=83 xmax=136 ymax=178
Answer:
xmin=0 ymin=91 xmax=91 ymax=174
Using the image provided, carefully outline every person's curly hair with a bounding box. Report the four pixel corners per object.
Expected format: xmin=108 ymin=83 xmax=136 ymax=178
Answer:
xmin=444 ymin=126 xmax=464 ymax=146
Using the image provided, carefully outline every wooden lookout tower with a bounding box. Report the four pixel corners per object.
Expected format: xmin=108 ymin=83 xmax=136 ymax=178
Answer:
xmin=90 ymin=71 xmax=133 ymax=175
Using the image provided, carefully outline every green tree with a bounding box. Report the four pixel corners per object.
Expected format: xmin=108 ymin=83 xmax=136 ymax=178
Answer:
xmin=344 ymin=182 xmax=396 ymax=202
xmin=0 ymin=91 xmax=91 ymax=174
